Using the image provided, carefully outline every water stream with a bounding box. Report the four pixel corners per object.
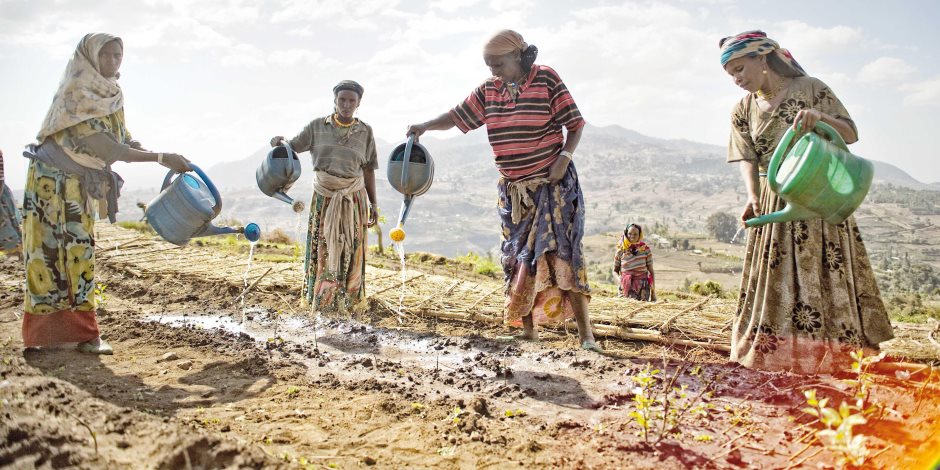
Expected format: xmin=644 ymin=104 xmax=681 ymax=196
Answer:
xmin=393 ymin=241 xmax=406 ymax=320
xmin=239 ymin=240 xmax=258 ymax=323
xmin=729 ymin=226 xmax=747 ymax=245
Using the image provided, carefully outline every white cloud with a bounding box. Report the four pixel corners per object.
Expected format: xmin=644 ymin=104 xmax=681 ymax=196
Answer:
xmin=901 ymin=76 xmax=940 ymax=106
xmin=857 ymin=57 xmax=915 ymax=84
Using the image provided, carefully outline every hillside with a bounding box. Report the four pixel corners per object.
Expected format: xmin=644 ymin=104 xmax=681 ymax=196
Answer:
xmin=113 ymin=124 xmax=940 ymax=294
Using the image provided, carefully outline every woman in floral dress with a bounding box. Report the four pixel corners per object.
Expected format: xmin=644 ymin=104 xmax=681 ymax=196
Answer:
xmin=22 ymin=33 xmax=190 ymax=354
xmin=720 ymin=30 xmax=893 ymax=374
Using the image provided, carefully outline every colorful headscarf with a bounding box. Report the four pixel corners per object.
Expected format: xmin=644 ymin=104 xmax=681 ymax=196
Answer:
xmin=38 ymin=33 xmax=124 ymax=143
xmin=620 ymin=223 xmax=643 ymax=251
xmin=483 ymin=30 xmax=526 ymax=56
xmin=718 ymin=30 xmax=806 ymax=76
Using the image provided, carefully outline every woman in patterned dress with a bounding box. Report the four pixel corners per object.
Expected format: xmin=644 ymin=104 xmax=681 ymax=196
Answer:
xmin=406 ymin=30 xmax=601 ymax=352
xmin=270 ymin=80 xmax=379 ymax=313
xmin=720 ymin=30 xmax=894 ymax=373
xmin=22 ymin=33 xmax=190 ymax=354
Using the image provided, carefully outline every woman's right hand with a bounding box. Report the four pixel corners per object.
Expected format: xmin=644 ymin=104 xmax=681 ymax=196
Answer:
xmin=405 ymin=123 xmax=428 ymax=141
xmin=740 ymin=197 xmax=761 ymax=225
xmin=270 ymin=136 xmax=285 ymax=147
xmin=160 ymin=153 xmax=191 ymax=173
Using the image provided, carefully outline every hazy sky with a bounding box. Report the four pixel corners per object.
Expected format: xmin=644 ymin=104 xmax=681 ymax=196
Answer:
xmin=1 ymin=0 xmax=939 ymax=190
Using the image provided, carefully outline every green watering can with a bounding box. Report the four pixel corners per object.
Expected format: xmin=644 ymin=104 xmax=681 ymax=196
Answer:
xmin=744 ymin=121 xmax=873 ymax=227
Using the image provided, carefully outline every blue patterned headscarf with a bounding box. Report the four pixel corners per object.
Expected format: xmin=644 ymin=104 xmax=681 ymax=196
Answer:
xmin=719 ymin=30 xmax=806 ymax=76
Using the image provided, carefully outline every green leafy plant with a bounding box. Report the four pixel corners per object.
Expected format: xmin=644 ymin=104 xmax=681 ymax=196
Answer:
xmin=447 ymin=405 xmax=464 ymax=425
xmin=93 ymin=283 xmax=108 ymax=306
xmin=799 ymin=350 xmax=885 ymax=468
xmin=627 ymin=363 xmax=713 ymax=444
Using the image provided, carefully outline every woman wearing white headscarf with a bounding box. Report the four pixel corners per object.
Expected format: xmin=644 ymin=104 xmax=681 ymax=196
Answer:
xmin=22 ymin=33 xmax=190 ymax=354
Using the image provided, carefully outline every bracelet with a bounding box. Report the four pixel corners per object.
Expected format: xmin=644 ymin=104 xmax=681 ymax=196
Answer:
xmin=157 ymin=153 xmax=164 ymax=164
xmin=559 ymin=150 xmax=573 ymax=160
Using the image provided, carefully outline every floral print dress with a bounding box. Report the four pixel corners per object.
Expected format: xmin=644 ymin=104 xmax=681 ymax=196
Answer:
xmin=21 ymin=113 xmax=129 ymax=347
xmin=727 ymin=76 xmax=894 ymax=374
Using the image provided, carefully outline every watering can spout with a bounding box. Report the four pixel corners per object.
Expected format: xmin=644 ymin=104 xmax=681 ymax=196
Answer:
xmin=195 ymin=222 xmax=262 ymax=242
xmin=397 ymin=196 xmax=414 ymax=227
xmin=273 ymin=191 xmax=305 ymax=212
xmin=744 ymin=203 xmax=817 ymax=228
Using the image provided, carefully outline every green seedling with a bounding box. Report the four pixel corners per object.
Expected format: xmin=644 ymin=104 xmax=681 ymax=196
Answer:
xmin=286 ymin=386 xmax=301 ymax=398
xmin=411 ymin=402 xmax=425 ymax=411
xmin=504 ymin=409 xmax=526 ymax=418
xmin=94 ymin=283 xmax=108 ymax=306
xmin=448 ymin=406 xmax=464 ymax=425
xmin=798 ymin=349 xmax=885 ymax=468
xmin=627 ymin=362 xmax=714 ymax=444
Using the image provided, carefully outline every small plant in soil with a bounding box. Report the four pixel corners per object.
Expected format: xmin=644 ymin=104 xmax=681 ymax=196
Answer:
xmin=627 ymin=362 xmax=713 ymax=444
xmin=448 ymin=405 xmax=465 ymax=425
xmin=94 ymin=283 xmax=108 ymax=306
xmin=799 ymin=349 xmax=886 ymax=468
xmin=286 ymin=386 xmax=301 ymax=398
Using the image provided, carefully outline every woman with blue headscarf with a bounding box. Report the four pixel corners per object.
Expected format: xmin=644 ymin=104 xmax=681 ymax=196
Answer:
xmin=719 ymin=31 xmax=893 ymax=374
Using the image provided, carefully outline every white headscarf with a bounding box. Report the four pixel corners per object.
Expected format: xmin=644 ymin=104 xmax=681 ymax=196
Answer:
xmin=37 ymin=33 xmax=124 ymax=144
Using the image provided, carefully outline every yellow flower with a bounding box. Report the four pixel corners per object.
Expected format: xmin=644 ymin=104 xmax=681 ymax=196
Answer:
xmin=23 ymin=216 xmax=46 ymax=250
xmin=65 ymin=178 xmax=82 ymax=201
xmin=67 ymin=245 xmax=94 ymax=283
xmin=35 ymin=176 xmax=57 ymax=201
xmin=26 ymin=258 xmax=55 ymax=296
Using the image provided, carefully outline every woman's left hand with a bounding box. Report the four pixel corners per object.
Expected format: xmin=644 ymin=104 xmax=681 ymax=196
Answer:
xmin=792 ymin=109 xmax=823 ymax=134
xmin=368 ymin=205 xmax=378 ymax=227
xmin=548 ymin=155 xmax=570 ymax=182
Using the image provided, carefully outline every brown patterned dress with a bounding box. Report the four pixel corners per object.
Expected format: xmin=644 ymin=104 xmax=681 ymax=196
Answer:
xmin=727 ymin=76 xmax=894 ymax=374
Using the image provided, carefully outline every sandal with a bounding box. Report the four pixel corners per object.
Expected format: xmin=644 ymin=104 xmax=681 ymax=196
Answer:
xmin=76 ymin=338 xmax=113 ymax=355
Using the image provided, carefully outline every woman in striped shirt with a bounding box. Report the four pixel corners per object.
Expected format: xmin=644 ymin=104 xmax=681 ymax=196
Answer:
xmin=406 ymin=30 xmax=601 ymax=352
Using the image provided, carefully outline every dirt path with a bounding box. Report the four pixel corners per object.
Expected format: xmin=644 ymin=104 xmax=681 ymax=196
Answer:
xmin=2 ymin=248 xmax=939 ymax=468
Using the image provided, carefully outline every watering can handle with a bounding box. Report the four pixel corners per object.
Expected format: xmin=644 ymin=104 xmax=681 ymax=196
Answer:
xmin=814 ymin=121 xmax=848 ymax=151
xmin=280 ymin=139 xmax=295 ymax=156
xmin=160 ymin=164 xmax=224 ymax=217
xmin=767 ymin=121 xmax=849 ymax=193
xmin=400 ymin=134 xmax=415 ymax=191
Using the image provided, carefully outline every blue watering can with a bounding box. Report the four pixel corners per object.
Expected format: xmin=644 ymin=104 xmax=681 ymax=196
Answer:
xmin=257 ymin=141 xmax=305 ymax=212
xmin=146 ymin=164 xmax=261 ymax=246
xmin=745 ymin=122 xmax=874 ymax=227
xmin=386 ymin=135 xmax=434 ymax=242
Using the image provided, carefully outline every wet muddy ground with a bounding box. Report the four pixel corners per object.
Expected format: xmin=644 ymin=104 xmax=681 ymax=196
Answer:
xmin=1 ymin=252 xmax=940 ymax=469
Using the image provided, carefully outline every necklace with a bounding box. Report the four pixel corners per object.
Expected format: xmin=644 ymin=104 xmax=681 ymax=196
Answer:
xmin=332 ymin=114 xmax=355 ymax=128
xmin=757 ymin=78 xmax=787 ymax=101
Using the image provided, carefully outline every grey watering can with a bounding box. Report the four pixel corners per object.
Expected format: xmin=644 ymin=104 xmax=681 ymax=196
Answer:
xmin=257 ymin=140 xmax=305 ymax=212
xmin=146 ymin=164 xmax=261 ymax=246
xmin=387 ymin=135 xmax=434 ymax=241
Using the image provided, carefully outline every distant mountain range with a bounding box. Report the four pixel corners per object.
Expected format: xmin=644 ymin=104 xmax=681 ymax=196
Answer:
xmin=111 ymin=123 xmax=939 ymax=257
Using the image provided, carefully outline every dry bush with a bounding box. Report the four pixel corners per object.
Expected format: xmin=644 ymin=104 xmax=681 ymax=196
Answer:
xmin=263 ymin=228 xmax=294 ymax=245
